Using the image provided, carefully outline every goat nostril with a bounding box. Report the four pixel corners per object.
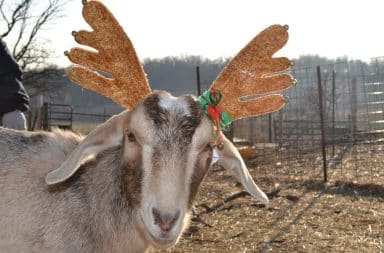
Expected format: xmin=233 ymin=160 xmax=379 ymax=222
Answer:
xmin=152 ymin=208 xmax=180 ymax=232
xmin=152 ymin=207 xmax=162 ymax=225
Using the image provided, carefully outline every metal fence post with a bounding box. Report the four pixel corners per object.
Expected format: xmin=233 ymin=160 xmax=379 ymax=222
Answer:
xmin=196 ymin=66 xmax=201 ymax=96
xmin=351 ymin=77 xmax=357 ymax=139
xmin=331 ymin=69 xmax=336 ymax=157
xmin=268 ymin=114 xmax=273 ymax=143
xmin=41 ymin=102 xmax=49 ymax=131
xmin=317 ymin=66 xmax=328 ymax=182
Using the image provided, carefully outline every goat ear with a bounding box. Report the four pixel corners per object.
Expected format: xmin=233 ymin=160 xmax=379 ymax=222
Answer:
xmin=45 ymin=111 xmax=129 ymax=185
xmin=215 ymin=135 xmax=269 ymax=204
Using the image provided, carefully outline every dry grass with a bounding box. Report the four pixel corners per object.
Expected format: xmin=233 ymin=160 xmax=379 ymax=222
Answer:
xmin=156 ymin=143 xmax=384 ymax=253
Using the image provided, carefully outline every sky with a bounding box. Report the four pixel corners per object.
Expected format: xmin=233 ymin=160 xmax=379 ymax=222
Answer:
xmin=37 ymin=0 xmax=384 ymax=67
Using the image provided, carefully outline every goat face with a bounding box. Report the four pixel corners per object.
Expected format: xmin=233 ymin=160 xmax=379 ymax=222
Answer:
xmin=127 ymin=91 xmax=214 ymax=247
xmin=45 ymin=90 xmax=268 ymax=250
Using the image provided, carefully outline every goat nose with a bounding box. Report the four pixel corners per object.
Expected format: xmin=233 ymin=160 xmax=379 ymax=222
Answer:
xmin=152 ymin=208 xmax=180 ymax=232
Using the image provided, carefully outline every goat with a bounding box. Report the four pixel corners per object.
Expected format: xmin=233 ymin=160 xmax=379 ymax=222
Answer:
xmin=0 ymin=1 xmax=293 ymax=251
xmin=0 ymin=91 xmax=269 ymax=253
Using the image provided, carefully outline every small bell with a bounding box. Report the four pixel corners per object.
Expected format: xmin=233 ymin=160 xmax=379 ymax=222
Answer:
xmin=216 ymin=142 xmax=224 ymax=150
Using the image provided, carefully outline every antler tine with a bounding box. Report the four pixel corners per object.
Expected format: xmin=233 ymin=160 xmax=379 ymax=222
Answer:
xmin=211 ymin=24 xmax=294 ymax=121
xmin=65 ymin=0 xmax=151 ymax=109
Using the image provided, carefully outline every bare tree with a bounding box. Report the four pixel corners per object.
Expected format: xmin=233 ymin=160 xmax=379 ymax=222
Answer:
xmin=1 ymin=0 xmax=69 ymax=69
xmin=1 ymin=0 xmax=70 ymax=97
xmin=23 ymin=67 xmax=67 ymax=98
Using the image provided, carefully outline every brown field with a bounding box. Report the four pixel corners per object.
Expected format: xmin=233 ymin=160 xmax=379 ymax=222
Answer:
xmin=156 ymin=143 xmax=384 ymax=253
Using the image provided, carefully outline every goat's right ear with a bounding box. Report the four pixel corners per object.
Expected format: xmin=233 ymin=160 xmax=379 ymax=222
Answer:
xmin=45 ymin=111 xmax=129 ymax=185
xmin=215 ymin=135 xmax=269 ymax=204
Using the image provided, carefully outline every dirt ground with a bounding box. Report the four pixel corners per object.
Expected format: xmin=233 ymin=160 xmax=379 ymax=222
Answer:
xmin=156 ymin=142 xmax=384 ymax=253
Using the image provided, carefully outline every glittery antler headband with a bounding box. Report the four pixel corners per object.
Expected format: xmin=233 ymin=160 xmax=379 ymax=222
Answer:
xmin=65 ymin=0 xmax=294 ymax=125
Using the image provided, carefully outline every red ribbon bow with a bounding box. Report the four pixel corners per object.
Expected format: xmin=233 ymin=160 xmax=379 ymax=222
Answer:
xmin=206 ymin=88 xmax=224 ymax=147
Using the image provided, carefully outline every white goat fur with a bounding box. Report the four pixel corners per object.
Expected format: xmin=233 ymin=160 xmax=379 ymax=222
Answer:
xmin=0 ymin=91 xmax=268 ymax=253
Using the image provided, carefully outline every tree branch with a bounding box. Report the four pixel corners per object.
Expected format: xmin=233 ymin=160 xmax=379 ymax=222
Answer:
xmin=23 ymin=66 xmax=66 ymax=97
xmin=1 ymin=0 xmax=69 ymax=70
xmin=0 ymin=0 xmax=10 ymax=27
xmin=1 ymin=0 xmax=31 ymax=38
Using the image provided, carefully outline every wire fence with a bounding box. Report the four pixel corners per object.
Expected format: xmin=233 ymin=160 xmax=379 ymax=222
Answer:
xmin=33 ymin=58 xmax=384 ymax=186
xmin=233 ymin=58 xmax=384 ymax=185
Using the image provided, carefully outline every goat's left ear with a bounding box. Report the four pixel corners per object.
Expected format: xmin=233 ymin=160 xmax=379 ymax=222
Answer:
xmin=45 ymin=111 xmax=129 ymax=185
xmin=215 ymin=135 xmax=269 ymax=204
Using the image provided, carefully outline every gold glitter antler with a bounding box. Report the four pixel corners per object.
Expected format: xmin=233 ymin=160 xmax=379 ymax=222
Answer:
xmin=65 ymin=0 xmax=151 ymax=109
xmin=210 ymin=24 xmax=294 ymax=121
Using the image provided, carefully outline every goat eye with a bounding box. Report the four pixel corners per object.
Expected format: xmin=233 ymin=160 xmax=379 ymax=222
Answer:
xmin=127 ymin=132 xmax=136 ymax=142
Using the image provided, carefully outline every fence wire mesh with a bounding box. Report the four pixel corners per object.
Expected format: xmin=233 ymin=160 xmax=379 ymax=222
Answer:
xmin=233 ymin=58 xmax=384 ymax=185
xmin=35 ymin=58 xmax=384 ymax=187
